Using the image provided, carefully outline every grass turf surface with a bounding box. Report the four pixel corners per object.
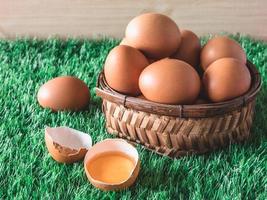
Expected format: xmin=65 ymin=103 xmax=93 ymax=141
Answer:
xmin=0 ymin=35 xmax=266 ymax=200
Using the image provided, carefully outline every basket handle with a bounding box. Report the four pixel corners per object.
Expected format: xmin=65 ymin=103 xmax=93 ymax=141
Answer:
xmin=96 ymin=87 xmax=127 ymax=106
xmin=95 ymin=87 xmax=109 ymax=99
xmin=96 ymin=70 xmax=103 ymax=88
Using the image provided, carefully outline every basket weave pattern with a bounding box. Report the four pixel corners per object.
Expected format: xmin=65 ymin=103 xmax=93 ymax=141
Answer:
xmin=96 ymin=61 xmax=261 ymax=158
xmin=102 ymin=99 xmax=254 ymax=157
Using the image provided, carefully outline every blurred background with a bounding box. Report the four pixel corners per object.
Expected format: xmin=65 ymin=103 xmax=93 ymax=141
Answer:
xmin=0 ymin=0 xmax=266 ymax=40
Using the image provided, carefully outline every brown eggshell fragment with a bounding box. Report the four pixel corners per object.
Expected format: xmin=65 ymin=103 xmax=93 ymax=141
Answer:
xmin=139 ymin=59 xmax=201 ymax=104
xmin=104 ymin=45 xmax=149 ymax=96
xmin=203 ymin=58 xmax=251 ymax=102
xmin=45 ymin=127 xmax=92 ymax=164
xmin=125 ymin=13 xmax=181 ymax=59
xmin=201 ymin=36 xmax=247 ymax=70
xmin=84 ymin=139 xmax=140 ymax=191
xmin=172 ymin=30 xmax=201 ymax=69
xmin=37 ymin=76 xmax=90 ymax=111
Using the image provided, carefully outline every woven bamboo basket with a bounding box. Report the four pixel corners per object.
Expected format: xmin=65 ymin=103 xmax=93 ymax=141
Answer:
xmin=96 ymin=61 xmax=261 ymax=158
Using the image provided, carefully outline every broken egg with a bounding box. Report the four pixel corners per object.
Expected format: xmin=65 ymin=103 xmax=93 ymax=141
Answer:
xmin=45 ymin=126 xmax=92 ymax=164
xmin=84 ymin=139 xmax=140 ymax=191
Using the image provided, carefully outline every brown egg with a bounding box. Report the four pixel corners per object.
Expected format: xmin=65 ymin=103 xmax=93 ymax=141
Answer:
xmin=172 ymin=30 xmax=201 ymax=69
xmin=45 ymin=126 xmax=92 ymax=164
xmin=84 ymin=139 xmax=140 ymax=191
xmin=104 ymin=45 xmax=149 ymax=96
xmin=201 ymin=36 xmax=247 ymax=70
xmin=125 ymin=13 xmax=181 ymax=59
xmin=203 ymin=58 xmax=251 ymax=102
xmin=37 ymin=76 xmax=90 ymax=111
xmin=120 ymin=38 xmax=155 ymax=64
xmin=139 ymin=59 xmax=200 ymax=104
xmin=120 ymin=39 xmax=155 ymax=64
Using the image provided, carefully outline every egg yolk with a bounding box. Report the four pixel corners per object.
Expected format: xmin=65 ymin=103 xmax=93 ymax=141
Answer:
xmin=87 ymin=152 xmax=135 ymax=184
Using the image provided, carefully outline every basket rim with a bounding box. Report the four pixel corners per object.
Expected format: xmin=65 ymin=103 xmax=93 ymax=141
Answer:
xmin=95 ymin=60 xmax=261 ymax=118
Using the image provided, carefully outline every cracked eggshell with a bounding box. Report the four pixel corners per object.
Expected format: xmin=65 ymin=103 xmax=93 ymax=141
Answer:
xmin=45 ymin=126 xmax=92 ymax=164
xmin=84 ymin=139 xmax=140 ymax=191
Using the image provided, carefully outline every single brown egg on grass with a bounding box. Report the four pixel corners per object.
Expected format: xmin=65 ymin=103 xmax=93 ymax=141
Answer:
xmin=37 ymin=76 xmax=90 ymax=111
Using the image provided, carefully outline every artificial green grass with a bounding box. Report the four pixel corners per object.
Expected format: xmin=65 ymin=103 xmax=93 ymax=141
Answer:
xmin=0 ymin=35 xmax=266 ymax=200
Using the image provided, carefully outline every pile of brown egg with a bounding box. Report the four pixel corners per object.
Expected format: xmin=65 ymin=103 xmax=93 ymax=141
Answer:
xmin=104 ymin=13 xmax=251 ymax=104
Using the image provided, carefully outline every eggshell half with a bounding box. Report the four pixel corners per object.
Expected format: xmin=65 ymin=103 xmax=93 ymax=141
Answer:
xmin=45 ymin=126 xmax=92 ymax=164
xmin=84 ymin=139 xmax=140 ymax=191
